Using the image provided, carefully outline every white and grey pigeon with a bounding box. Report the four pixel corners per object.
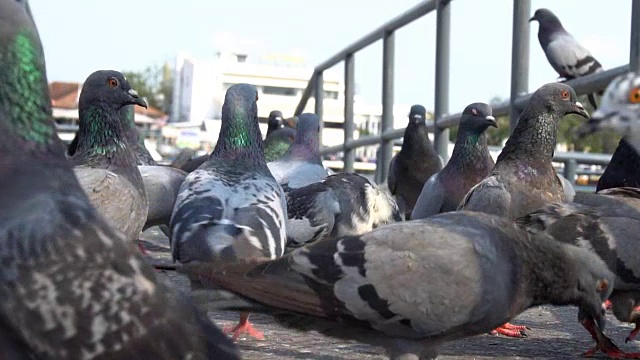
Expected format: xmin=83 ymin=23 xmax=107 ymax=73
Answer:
xmin=285 ymin=172 xmax=402 ymax=250
xmin=0 ymin=1 xmax=240 ymax=358
xmin=388 ymin=105 xmax=444 ymax=218
xmin=576 ymin=71 xmax=640 ymax=191
xmin=170 ymin=83 xmax=287 ymax=340
xmin=182 ymin=211 xmax=614 ymax=360
xmin=411 ymin=102 xmax=497 ymax=220
xmin=267 ymin=112 xmax=329 ymax=191
xmin=530 ymin=8 xmax=604 ymax=108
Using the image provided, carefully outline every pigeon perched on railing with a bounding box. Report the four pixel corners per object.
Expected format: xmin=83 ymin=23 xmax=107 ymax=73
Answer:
xmin=530 ymin=8 xmax=604 ymax=108
xmin=411 ymin=102 xmax=496 ymax=219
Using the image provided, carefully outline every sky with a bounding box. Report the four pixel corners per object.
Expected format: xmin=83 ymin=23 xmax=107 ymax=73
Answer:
xmin=29 ymin=0 xmax=632 ymax=114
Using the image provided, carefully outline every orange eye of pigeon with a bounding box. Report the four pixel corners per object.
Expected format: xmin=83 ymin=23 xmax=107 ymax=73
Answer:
xmin=629 ymin=88 xmax=640 ymax=104
xmin=560 ymin=90 xmax=569 ymax=99
xmin=107 ymin=78 xmax=119 ymax=88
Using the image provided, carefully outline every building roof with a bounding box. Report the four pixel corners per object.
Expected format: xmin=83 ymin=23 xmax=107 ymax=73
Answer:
xmin=48 ymin=81 xmax=166 ymax=119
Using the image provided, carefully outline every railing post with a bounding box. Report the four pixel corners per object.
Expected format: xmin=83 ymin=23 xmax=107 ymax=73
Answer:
xmin=509 ymin=0 xmax=530 ymax=133
xmin=344 ymin=54 xmax=355 ymax=173
xmin=434 ymin=0 xmax=451 ymax=164
xmin=378 ymin=31 xmax=396 ymax=184
xmin=314 ymin=71 xmax=325 ymax=146
xmin=631 ymin=1 xmax=640 ymax=73
xmin=564 ymin=159 xmax=577 ymax=186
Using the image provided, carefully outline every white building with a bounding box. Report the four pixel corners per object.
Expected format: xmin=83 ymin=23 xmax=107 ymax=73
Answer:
xmin=165 ymin=49 xmax=426 ymax=161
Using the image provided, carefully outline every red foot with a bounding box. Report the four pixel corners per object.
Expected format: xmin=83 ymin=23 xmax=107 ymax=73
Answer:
xmin=581 ymin=317 xmax=640 ymax=358
xmin=605 ymin=300 xmax=613 ymax=310
xmin=626 ymin=324 xmax=640 ymax=343
xmin=489 ymin=322 xmax=529 ymax=338
xmin=223 ymin=313 xmax=265 ymax=341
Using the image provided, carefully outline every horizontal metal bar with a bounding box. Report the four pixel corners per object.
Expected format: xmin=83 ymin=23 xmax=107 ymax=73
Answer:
xmin=314 ymin=0 xmax=437 ymax=73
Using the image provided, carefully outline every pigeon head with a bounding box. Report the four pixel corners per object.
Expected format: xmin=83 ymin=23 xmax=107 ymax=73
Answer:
xmin=577 ymin=72 xmax=640 ymax=142
xmin=408 ymin=104 xmax=427 ymax=125
xmin=267 ymin=110 xmax=284 ymax=135
xmin=283 ymin=115 xmax=298 ymax=129
xmin=459 ymin=102 xmax=497 ymax=133
xmin=284 ymin=113 xmax=321 ymax=161
xmin=528 ymin=83 xmax=589 ymax=120
xmin=79 ymin=70 xmax=148 ymax=112
xmin=529 ymin=8 xmax=564 ymax=31
xmin=0 ymin=0 xmax=61 ymax=153
xmin=214 ymin=83 xmax=264 ymax=157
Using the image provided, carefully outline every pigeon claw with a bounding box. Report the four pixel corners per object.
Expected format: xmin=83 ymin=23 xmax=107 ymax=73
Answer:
xmin=580 ymin=317 xmax=640 ymax=358
xmin=490 ymin=322 xmax=529 ymax=338
xmin=223 ymin=312 xmax=265 ymax=341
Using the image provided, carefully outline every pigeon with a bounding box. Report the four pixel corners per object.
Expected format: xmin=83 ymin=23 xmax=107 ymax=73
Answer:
xmin=388 ymin=105 xmax=444 ymax=218
xmin=170 ymin=83 xmax=287 ymax=340
xmin=530 ymin=8 xmax=604 ymax=108
xmin=267 ymin=113 xmax=330 ymax=190
xmin=459 ymin=83 xmax=588 ymax=220
xmin=263 ymin=126 xmax=295 ymax=162
xmin=70 ymin=70 xmax=150 ymax=245
xmin=285 ymin=172 xmax=402 ymax=249
xmin=139 ymin=165 xmax=187 ymax=230
xmin=576 ymin=71 xmax=640 ymax=191
xmin=181 ymin=211 xmax=614 ymax=360
xmin=68 ymin=105 xmax=156 ymax=165
xmin=0 ymin=1 xmax=240 ymax=358
xmin=411 ymin=103 xmax=497 ymax=220
xmin=266 ymin=110 xmax=284 ymax=136
xmin=517 ymin=187 xmax=640 ymax=358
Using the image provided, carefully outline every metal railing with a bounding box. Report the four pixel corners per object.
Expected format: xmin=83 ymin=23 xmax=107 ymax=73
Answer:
xmin=294 ymin=0 xmax=640 ymax=188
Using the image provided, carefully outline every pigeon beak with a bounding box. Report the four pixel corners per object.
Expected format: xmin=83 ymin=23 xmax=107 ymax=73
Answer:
xmin=529 ymin=15 xmax=537 ymax=22
xmin=570 ymin=101 xmax=589 ymax=119
xmin=127 ymin=89 xmax=148 ymax=108
xmin=485 ymin=115 xmax=498 ymax=128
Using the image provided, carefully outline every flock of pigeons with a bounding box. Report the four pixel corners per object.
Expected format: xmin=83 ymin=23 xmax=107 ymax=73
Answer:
xmin=1 ymin=1 xmax=639 ymax=360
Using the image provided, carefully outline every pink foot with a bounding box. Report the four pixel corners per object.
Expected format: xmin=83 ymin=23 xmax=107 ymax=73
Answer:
xmin=489 ymin=322 xmax=529 ymax=338
xmin=223 ymin=313 xmax=265 ymax=341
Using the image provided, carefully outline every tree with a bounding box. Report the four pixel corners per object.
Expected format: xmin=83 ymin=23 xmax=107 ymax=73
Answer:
xmin=122 ymin=63 xmax=173 ymax=113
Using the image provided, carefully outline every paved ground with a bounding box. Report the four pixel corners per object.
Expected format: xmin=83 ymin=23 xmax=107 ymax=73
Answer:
xmin=142 ymin=227 xmax=640 ymax=360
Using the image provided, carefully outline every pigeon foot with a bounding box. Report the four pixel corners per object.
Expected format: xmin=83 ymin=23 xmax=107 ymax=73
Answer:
xmin=223 ymin=312 xmax=265 ymax=341
xmin=489 ymin=322 xmax=529 ymax=338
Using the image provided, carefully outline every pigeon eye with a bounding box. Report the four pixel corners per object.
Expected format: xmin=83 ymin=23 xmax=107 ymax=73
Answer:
xmin=596 ymin=279 xmax=609 ymax=292
xmin=471 ymin=108 xmax=478 ymax=116
xmin=629 ymin=88 xmax=640 ymax=104
xmin=107 ymin=78 xmax=119 ymax=88
xmin=560 ymin=90 xmax=570 ymax=99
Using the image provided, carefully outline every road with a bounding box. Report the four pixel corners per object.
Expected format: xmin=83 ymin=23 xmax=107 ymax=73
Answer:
xmin=142 ymin=227 xmax=640 ymax=360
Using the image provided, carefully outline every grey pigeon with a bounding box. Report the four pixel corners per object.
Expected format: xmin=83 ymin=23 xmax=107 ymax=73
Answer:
xmin=388 ymin=105 xmax=444 ymax=218
xmin=267 ymin=113 xmax=330 ymax=190
xmin=577 ymin=71 xmax=640 ymax=191
xmin=0 ymin=1 xmax=240 ymax=358
xmin=530 ymin=8 xmax=603 ymax=108
xmin=517 ymin=187 xmax=640 ymax=358
xmin=460 ymin=83 xmax=588 ymax=220
xmin=70 ymin=70 xmax=149 ymax=245
xmin=263 ymin=126 xmax=295 ymax=162
xmin=266 ymin=110 xmax=284 ymax=136
xmin=411 ymin=103 xmax=497 ymax=220
xmin=182 ymin=211 xmax=613 ymax=360
xmin=139 ymin=165 xmax=187 ymax=230
xmin=285 ymin=172 xmax=402 ymax=249
xmin=68 ymin=105 xmax=156 ymax=165
xmin=170 ymin=83 xmax=287 ymax=340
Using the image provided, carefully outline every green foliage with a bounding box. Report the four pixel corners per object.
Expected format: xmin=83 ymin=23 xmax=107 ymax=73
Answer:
xmin=122 ymin=63 xmax=173 ymax=112
xmin=448 ymin=95 xmax=621 ymax=153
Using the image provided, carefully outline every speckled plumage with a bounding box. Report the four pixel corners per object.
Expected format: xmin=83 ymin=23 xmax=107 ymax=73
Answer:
xmin=460 ymin=83 xmax=588 ymax=219
xmin=267 ymin=113 xmax=329 ymax=190
xmin=0 ymin=1 xmax=239 ymax=358
xmin=412 ymin=103 xmax=496 ymax=219
xmin=182 ymin=211 xmax=613 ymax=360
xmin=70 ymin=70 xmax=149 ymax=243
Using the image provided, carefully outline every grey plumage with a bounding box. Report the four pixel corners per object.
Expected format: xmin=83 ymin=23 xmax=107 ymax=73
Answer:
xmin=70 ymin=70 xmax=149 ymax=244
xmin=0 ymin=1 xmax=240 ymax=358
xmin=267 ymin=113 xmax=329 ymax=190
xmin=170 ymin=83 xmax=287 ymax=264
xmin=139 ymin=165 xmax=186 ymax=230
xmin=285 ymin=172 xmax=402 ymax=249
xmin=388 ymin=105 xmax=443 ymax=218
xmin=530 ymin=8 xmax=603 ymax=108
xmin=518 ymin=187 xmax=640 ymax=356
xmin=411 ymin=103 xmax=496 ymax=220
xmin=182 ymin=211 xmax=613 ymax=360
xmin=459 ymin=83 xmax=589 ymax=219
xmin=578 ymin=72 xmax=640 ymax=192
